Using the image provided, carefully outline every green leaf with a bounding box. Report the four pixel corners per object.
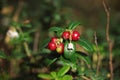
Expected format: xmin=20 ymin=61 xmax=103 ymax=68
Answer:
xmin=38 ymin=74 xmax=54 ymax=79
xmin=58 ymin=77 xmax=63 ymax=80
xmin=71 ymin=63 xmax=77 ymax=72
xmin=64 ymin=41 xmax=76 ymax=60
xmin=23 ymin=24 xmax=32 ymax=28
xmin=77 ymin=37 xmax=94 ymax=53
xmin=76 ymin=52 xmax=91 ymax=65
xmin=63 ymin=75 xmax=73 ymax=80
xmin=49 ymin=27 xmax=64 ymax=37
xmin=59 ymin=56 xmax=77 ymax=72
xmin=11 ymin=21 xmax=21 ymax=27
xmin=12 ymin=47 xmax=26 ymax=59
xmin=67 ymin=21 xmax=81 ymax=30
xmin=56 ymin=29 xmax=64 ymax=37
xmin=48 ymin=58 xmax=58 ymax=66
xmin=49 ymin=27 xmax=64 ymax=32
xmin=50 ymin=71 xmax=57 ymax=78
xmin=40 ymin=38 xmax=51 ymax=49
xmin=57 ymin=65 xmax=70 ymax=77
xmin=0 ymin=51 xmax=7 ymax=59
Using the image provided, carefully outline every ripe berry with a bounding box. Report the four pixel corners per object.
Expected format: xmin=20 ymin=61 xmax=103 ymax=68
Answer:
xmin=56 ymin=43 xmax=64 ymax=54
xmin=48 ymin=42 xmax=56 ymax=51
xmin=72 ymin=31 xmax=80 ymax=41
xmin=62 ymin=31 xmax=70 ymax=40
xmin=51 ymin=37 xmax=57 ymax=43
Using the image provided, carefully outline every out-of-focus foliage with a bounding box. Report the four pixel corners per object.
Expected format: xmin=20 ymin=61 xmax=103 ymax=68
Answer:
xmin=0 ymin=0 xmax=120 ymax=80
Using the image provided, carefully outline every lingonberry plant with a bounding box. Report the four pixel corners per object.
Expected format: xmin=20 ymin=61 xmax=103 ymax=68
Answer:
xmin=38 ymin=22 xmax=101 ymax=80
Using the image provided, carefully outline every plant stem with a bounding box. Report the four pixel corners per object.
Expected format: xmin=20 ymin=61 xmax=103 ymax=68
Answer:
xmin=17 ymin=27 xmax=32 ymax=58
xmin=81 ymin=75 xmax=91 ymax=80
xmin=12 ymin=1 xmax=24 ymax=22
xmin=102 ymin=0 xmax=114 ymax=80
xmin=33 ymin=28 xmax=40 ymax=53
xmin=12 ymin=1 xmax=33 ymax=59
xmin=9 ymin=1 xmax=24 ymax=78
xmin=94 ymin=32 xmax=100 ymax=75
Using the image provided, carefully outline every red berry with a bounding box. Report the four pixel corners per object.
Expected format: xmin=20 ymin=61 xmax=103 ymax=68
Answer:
xmin=72 ymin=31 xmax=80 ymax=41
xmin=48 ymin=42 xmax=56 ymax=51
xmin=51 ymin=37 xmax=57 ymax=43
xmin=56 ymin=43 xmax=64 ymax=54
xmin=62 ymin=31 xmax=70 ymax=39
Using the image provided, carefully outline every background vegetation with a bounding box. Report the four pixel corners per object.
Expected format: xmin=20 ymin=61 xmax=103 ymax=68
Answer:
xmin=0 ymin=0 xmax=120 ymax=80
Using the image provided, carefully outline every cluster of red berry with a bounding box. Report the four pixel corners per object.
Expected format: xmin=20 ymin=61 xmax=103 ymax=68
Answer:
xmin=47 ymin=30 xmax=80 ymax=54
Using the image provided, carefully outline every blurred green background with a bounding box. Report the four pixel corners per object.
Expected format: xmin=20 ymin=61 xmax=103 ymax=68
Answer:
xmin=0 ymin=0 xmax=120 ymax=80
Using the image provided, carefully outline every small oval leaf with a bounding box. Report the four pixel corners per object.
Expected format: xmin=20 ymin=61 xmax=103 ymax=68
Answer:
xmin=76 ymin=51 xmax=91 ymax=65
xmin=48 ymin=58 xmax=58 ymax=66
xmin=57 ymin=65 xmax=70 ymax=77
xmin=63 ymin=75 xmax=73 ymax=80
xmin=77 ymin=37 xmax=94 ymax=53
xmin=0 ymin=51 xmax=7 ymax=59
xmin=38 ymin=74 xmax=54 ymax=79
xmin=67 ymin=21 xmax=81 ymax=30
xmin=49 ymin=27 xmax=64 ymax=32
xmin=40 ymin=38 xmax=51 ymax=49
xmin=50 ymin=71 xmax=57 ymax=78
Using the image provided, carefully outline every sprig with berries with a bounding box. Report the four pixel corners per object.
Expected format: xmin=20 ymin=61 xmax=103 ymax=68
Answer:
xmin=47 ymin=22 xmax=94 ymax=63
xmin=38 ymin=22 xmax=95 ymax=80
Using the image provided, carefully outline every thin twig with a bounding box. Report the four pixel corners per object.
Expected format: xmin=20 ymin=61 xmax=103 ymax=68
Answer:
xmin=81 ymin=75 xmax=91 ymax=80
xmin=13 ymin=1 xmax=32 ymax=58
xmin=12 ymin=1 xmax=24 ymax=22
xmin=94 ymin=32 xmax=101 ymax=75
xmin=102 ymin=0 xmax=110 ymax=42
xmin=8 ymin=1 xmax=24 ymax=78
xmin=102 ymin=0 xmax=114 ymax=80
xmin=33 ymin=29 xmax=40 ymax=53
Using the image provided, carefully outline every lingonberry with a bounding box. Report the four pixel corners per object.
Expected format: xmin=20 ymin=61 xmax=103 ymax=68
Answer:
xmin=51 ymin=37 xmax=57 ymax=43
xmin=62 ymin=31 xmax=70 ymax=40
xmin=56 ymin=43 xmax=64 ymax=54
xmin=72 ymin=31 xmax=80 ymax=41
xmin=48 ymin=42 xmax=56 ymax=51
